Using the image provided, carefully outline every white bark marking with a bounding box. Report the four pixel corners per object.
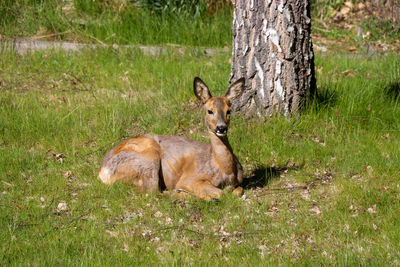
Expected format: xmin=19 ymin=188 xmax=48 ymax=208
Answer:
xmin=278 ymin=1 xmax=284 ymax=13
xmin=303 ymin=6 xmax=311 ymax=24
xmin=250 ymin=0 xmax=254 ymax=9
xmin=239 ymin=10 xmax=244 ymax=27
xmin=254 ymin=57 xmax=265 ymax=98
xmin=262 ymin=20 xmax=268 ymax=43
xmin=276 ymin=78 xmax=285 ymax=101
xmin=275 ymin=60 xmax=282 ymax=75
xmin=233 ymin=8 xmax=237 ymax=27
xmin=284 ymin=9 xmax=291 ymax=22
xmin=263 ymin=27 xmax=282 ymax=53
xmin=284 ymin=103 xmax=289 ymax=116
xmin=243 ymin=45 xmax=249 ymax=56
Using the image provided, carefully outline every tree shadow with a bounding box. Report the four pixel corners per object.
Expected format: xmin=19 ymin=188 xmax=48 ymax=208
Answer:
xmin=241 ymin=164 xmax=298 ymax=190
xmin=307 ymin=86 xmax=338 ymax=111
xmin=384 ymin=82 xmax=400 ymax=101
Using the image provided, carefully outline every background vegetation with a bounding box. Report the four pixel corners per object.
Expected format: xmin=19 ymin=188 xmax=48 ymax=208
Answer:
xmin=0 ymin=0 xmax=399 ymax=48
xmin=1 ymin=0 xmax=399 ymax=265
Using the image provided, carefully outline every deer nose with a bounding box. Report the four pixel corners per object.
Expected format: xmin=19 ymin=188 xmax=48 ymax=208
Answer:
xmin=215 ymin=126 xmax=228 ymax=136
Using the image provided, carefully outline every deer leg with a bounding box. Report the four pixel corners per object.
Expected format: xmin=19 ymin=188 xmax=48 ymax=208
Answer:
xmin=195 ymin=182 xmax=223 ymax=201
xmin=165 ymin=189 xmax=194 ymax=200
xmin=223 ymin=185 xmax=244 ymax=197
xmin=232 ymin=186 xmax=244 ymax=197
xmin=175 ymin=178 xmax=222 ymax=201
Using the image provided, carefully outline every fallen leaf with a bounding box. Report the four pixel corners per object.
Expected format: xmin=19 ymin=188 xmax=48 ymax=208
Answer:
xmin=344 ymin=1 xmax=353 ymax=9
xmin=52 ymin=153 xmax=65 ymax=162
xmin=316 ymin=66 xmax=323 ymax=74
xmin=1 ymin=180 xmax=13 ymax=187
xmin=142 ymin=230 xmax=152 ymax=237
xmin=367 ymin=204 xmax=377 ymax=214
xmin=300 ymin=190 xmax=310 ymax=201
xmin=57 ymin=202 xmax=68 ymax=212
xmin=346 ymin=46 xmax=357 ymax=52
xmin=333 ymin=12 xmax=344 ymax=22
xmin=381 ymin=133 xmax=390 ymax=139
xmin=342 ymin=69 xmax=356 ymax=77
xmin=314 ymin=44 xmax=327 ymax=52
xmin=340 ymin=6 xmax=351 ymax=15
xmin=154 ymin=211 xmax=163 ymax=217
xmin=268 ymin=206 xmax=279 ymax=213
xmin=106 ymin=230 xmax=117 ymax=237
xmin=310 ymin=204 xmax=321 ymax=215
xmin=62 ymin=170 xmax=72 ymax=178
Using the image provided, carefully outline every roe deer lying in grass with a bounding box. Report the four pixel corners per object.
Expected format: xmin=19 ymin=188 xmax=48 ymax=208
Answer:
xmin=98 ymin=77 xmax=245 ymax=201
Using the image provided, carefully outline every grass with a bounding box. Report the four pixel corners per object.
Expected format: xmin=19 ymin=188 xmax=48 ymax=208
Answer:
xmin=0 ymin=0 xmax=233 ymax=47
xmin=2 ymin=0 xmax=399 ymax=54
xmin=0 ymin=46 xmax=399 ymax=265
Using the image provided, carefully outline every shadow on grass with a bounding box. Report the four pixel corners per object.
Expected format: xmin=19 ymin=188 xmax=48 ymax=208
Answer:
xmin=306 ymin=86 xmax=338 ymax=111
xmin=241 ymin=164 xmax=297 ymax=190
xmin=384 ymin=82 xmax=400 ymax=101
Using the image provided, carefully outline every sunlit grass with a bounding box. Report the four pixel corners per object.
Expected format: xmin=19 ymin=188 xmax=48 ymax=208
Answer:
xmin=0 ymin=0 xmax=233 ymax=47
xmin=0 ymin=48 xmax=399 ymax=265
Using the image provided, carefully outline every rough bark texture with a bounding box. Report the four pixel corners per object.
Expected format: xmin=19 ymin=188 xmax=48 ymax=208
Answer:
xmin=230 ymin=0 xmax=315 ymax=116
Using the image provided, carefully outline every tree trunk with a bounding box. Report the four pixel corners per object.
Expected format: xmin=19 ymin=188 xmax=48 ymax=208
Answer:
xmin=230 ymin=0 xmax=316 ymax=116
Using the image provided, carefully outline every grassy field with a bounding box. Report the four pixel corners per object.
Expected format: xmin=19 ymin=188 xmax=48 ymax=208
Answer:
xmin=0 ymin=0 xmax=232 ymax=47
xmin=0 ymin=45 xmax=399 ymax=265
xmin=1 ymin=0 xmax=399 ymax=50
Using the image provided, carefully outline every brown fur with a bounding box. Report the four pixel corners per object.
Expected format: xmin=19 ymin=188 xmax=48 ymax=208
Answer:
xmin=112 ymin=136 xmax=161 ymax=159
xmin=98 ymin=77 xmax=245 ymax=200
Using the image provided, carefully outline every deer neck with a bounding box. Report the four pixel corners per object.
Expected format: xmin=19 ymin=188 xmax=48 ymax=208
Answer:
xmin=209 ymin=132 xmax=235 ymax=174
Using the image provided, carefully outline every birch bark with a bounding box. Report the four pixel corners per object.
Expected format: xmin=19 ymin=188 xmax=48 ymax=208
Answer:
xmin=230 ymin=0 xmax=316 ymax=116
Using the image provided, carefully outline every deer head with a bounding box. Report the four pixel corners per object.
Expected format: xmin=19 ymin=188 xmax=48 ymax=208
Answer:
xmin=194 ymin=77 xmax=245 ymax=137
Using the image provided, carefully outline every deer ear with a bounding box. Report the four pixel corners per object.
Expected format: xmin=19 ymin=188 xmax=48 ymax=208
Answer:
xmin=225 ymin=78 xmax=245 ymax=102
xmin=194 ymin=77 xmax=212 ymax=104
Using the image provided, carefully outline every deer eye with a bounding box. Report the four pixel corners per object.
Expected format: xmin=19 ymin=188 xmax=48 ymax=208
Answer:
xmin=207 ymin=110 xmax=214 ymax=115
xmin=227 ymin=110 xmax=231 ymax=115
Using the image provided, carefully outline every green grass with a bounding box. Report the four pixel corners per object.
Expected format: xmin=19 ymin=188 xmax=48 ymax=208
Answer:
xmin=0 ymin=47 xmax=399 ymax=265
xmin=2 ymin=0 xmax=399 ymax=53
xmin=0 ymin=0 xmax=233 ymax=47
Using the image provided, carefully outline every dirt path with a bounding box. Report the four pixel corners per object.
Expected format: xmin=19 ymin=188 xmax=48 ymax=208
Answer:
xmin=0 ymin=40 xmax=229 ymax=56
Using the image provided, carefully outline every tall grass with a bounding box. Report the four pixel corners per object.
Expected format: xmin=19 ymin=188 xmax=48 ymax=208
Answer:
xmin=0 ymin=47 xmax=399 ymax=265
xmin=0 ymin=0 xmax=233 ymax=47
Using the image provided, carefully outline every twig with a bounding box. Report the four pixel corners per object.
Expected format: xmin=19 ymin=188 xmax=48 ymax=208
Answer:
xmin=153 ymin=225 xmax=267 ymax=238
xmin=153 ymin=225 xmax=205 ymax=236
xmin=30 ymin=30 xmax=72 ymax=40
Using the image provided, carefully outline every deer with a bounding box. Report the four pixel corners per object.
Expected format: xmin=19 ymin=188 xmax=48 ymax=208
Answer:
xmin=98 ymin=77 xmax=245 ymax=201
